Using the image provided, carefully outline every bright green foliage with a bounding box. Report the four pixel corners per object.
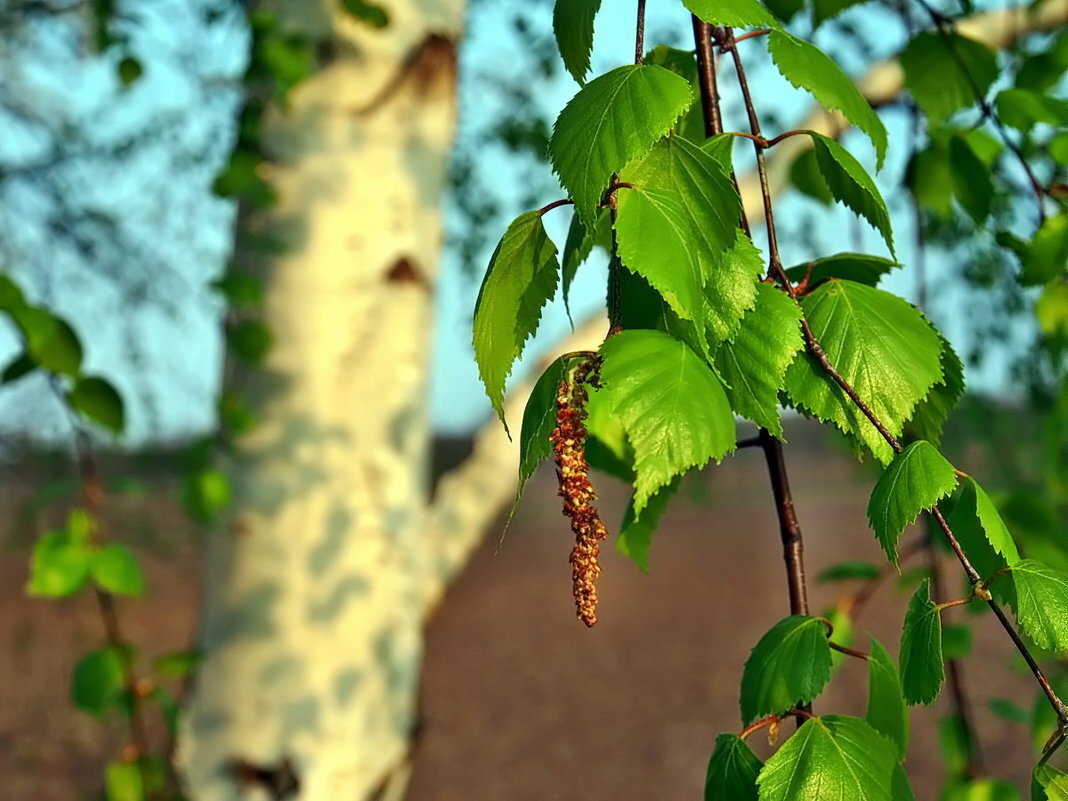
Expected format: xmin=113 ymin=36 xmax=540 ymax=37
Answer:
xmin=784 ymin=280 xmax=945 ymax=464
xmin=893 ymin=764 xmax=916 ymax=801
xmin=72 ymin=647 xmax=125 ymax=716
xmin=473 ymin=211 xmax=559 ymax=427
xmin=806 ymin=133 xmax=894 ymax=255
xmin=702 ymin=232 xmax=766 ymax=343
xmin=949 ymin=135 xmax=993 ymax=224
xmin=784 ymin=252 xmax=899 ymax=288
xmin=757 ymin=715 xmax=897 ymax=801
xmin=866 ymin=637 xmax=909 ymax=760
xmin=996 ymin=89 xmax=1068 ymax=131
xmin=791 ymin=148 xmax=834 ymax=204
xmin=620 ymin=136 xmax=740 ymax=269
xmin=947 ymin=477 xmax=1021 ymax=579
xmin=899 ymin=31 xmax=998 ymax=123
xmin=584 ymin=382 xmax=634 ymax=481
xmin=154 ymin=649 xmax=202 ymax=679
xmin=1009 ymin=560 xmax=1068 ymax=653
xmin=553 ymin=0 xmax=601 ymax=85
xmin=817 ymin=561 xmax=880 ymax=582
xmin=907 ymin=140 xmax=955 ymax=218
xmin=27 ymin=530 xmax=93 ymax=597
xmin=1033 ymin=765 xmax=1068 ymax=801
xmin=714 ymin=283 xmax=803 ymax=439
xmin=704 ymin=734 xmax=761 ymax=801
xmin=683 ymin=0 xmax=776 ymax=27
xmin=617 ymin=481 xmax=678 ymax=572
xmin=226 ymin=319 xmax=272 ymax=364
xmin=812 ymin=0 xmax=868 ymax=26
xmin=68 ymin=376 xmax=125 ymax=434
xmin=9 ymin=305 xmax=83 ymax=376
xmin=1018 ymin=215 xmax=1068 ymax=287
xmin=906 ymin=332 xmax=965 ymax=446
xmin=867 ymin=440 xmax=957 ymax=567
xmin=900 ymin=578 xmax=944 ymax=706
xmin=599 ymin=330 xmax=734 ymax=514
xmin=91 ymin=544 xmax=145 ymax=596
xmin=549 ymin=65 xmax=693 ymax=224
xmin=1037 ymin=283 xmax=1068 ymax=338
xmin=944 ymin=779 xmax=1020 ymax=801
xmin=825 ymin=606 xmax=853 ymax=673
xmin=645 ymin=47 xmax=706 ymax=143
xmin=768 ymin=31 xmax=888 ymax=166
xmin=105 ymin=759 xmax=144 ymax=801
xmin=181 ymin=468 xmax=232 ymax=525
xmin=739 ymin=615 xmax=832 ymax=723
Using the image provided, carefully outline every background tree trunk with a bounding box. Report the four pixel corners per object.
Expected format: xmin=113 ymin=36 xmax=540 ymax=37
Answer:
xmin=178 ymin=2 xmax=466 ymax=798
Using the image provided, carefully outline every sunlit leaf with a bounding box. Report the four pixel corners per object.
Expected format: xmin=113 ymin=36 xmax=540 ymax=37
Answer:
xmin=553 ymin=0 xmax=601 ymax=85
xmin=705 ymin=733 xmax=761 ymax=801
xmin=739 ymin=615 xmax=832 ymax=723
xmin=91 ymin=544 xmax=145 ymax=596
xmin=900 ymin=578 xmax=944 ymax=705
xmin=900 ymin=31 xmax=997 ymax=123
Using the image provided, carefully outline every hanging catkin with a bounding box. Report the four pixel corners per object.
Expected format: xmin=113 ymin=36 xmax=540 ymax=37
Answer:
xmin=550 ymin=358 xmax=610 ymax=627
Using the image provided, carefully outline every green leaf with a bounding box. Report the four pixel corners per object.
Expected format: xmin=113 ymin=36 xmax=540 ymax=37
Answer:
xmin=757 ymin=715 xmax=897 ymax=801
xmin=10 ymin=305 xmax=83 ymax=376
xmin=26 ymin=531 xmax=92 ymax=597
xmin=553 ymin=0 xmax=601 ymax=85
xmin=939 ymin=714 xmax=975 ymax=776
xmin=0 ymin=273 xmax=26 ymax=309
xmin=893 ymin=763 xmax=916 ymax=801
xmin=1009 ymin=560 xmax=1068 ymax=653
xmin=617 ymin=480 xmax=678 ymax=573
xmin=153 ymin=649 xmax=202 ymax=679
xmin=825 ymin=606 xmax=854 ymax=673
xmin=996 ymin=89 xmax=1068 ymax=131
xmin=91 ymin=544 xmax=144 ymax=596
xmin=867 ymin=441 xmax=957 ymax=567
xmin=784 ymin=252 xmax=899 ymax=288
xmin=1019 ymin=215 xmax=1068 ymax=287
xmin=704 ymin=733 xmax=761 ymax=801
xmin=900 ymin=578 xmax=944 ymax=706
xmin=768 ymin=31 xmax=887 ymax=166
xmin=117 ymin=56 xmax=142 ymax=87
xmin=899 ymin=31 xmax=997 ymax=123
xmin=817 ymin=561 xmax=880 ymax=583
xmin=1037 ymin=283 xmax=1068 ymax=338
xmin=713 ymin=283 xmax=803 ymax=439
xmin=549 ymin=65 xmax=693 ymax=224
xmin=807 ymin=133 xmax=894 ymax=255
xmin=68 ymin=376 xmax=125 ymax=434
xmin=739 ymin=615 xmax=832 ymax=724
xmin=790 ymin=148 xmax=834 ymax=204
xmin=866 ymin=637 xmax=909 ymax=760
xmin=988 ymin=698 xmax=1029 ymax=724
xmin=1033 ymin=765 xmax=1068 ymax=801
xmin=473 ymin=211 xmax=560 ymax=427
xmin=905 ymin=331 xmax=964 ymax=446
xmin=813 ymin=0 xmax=869 ymax=26
xmin=945 ymin=779 xmax=1020 ymax=801
xmin=645 ymin=47 xmax=706 ymax=143
xmin=946 ymin=477 xmax=1021 ymax=583
xmin=212 ymin=272 xmax=264 ymax=308
xmin=702 ymin=231 xmax=766 ymax=344
xmin=181 ymin=468 xmax=232 ymax=525
xmin=227 ymin=318 xmax=273 ymax=364
xmin=1 ymin=352 xmax=36 ymax=384
xmin=598 ymin=330 xmax=735 ymax=513
xmin=72 ymin=647 xmax=125 ymax=716
xmin=105 ymin=759 xmax=145 ymax=801
xmin=340 ymin=0 xmax=389 ymax=28
xmin=683 ymin=0 xmax=776 ymax=27
xmin=784 ymin=280 xmax=944 ymax=464
xmin=949 ymin=134 xmax=993 ymax=224
xmin=907 ymin=140 xmax=954 ymax=218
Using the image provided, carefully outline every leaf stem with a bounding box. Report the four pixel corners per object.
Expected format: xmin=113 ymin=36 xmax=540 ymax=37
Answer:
xmin=733 ymin=28 xmax=771 ymax=44
xmin=829 ymin=641 xmax=870 ymax=660
xmin=538 ymin=198 xmax=574 ymax=216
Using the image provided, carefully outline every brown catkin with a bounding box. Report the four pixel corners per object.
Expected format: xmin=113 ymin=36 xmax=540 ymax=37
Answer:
xmin=550 ymin=359 xmax=610 ymax=627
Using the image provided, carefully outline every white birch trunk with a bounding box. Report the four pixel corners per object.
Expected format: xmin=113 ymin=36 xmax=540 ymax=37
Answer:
xmin=178 ymin=2 xmax=464 ymax=798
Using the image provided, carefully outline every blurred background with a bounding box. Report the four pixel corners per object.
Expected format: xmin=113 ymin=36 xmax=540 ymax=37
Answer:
xmin=0 ymin=0 xmax=1064 ymax=798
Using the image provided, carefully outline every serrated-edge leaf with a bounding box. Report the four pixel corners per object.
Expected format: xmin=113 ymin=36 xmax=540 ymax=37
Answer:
xmin=900 ymin=578 xmax=944 ymax=706
xmin=683 ymin=0 xmax=777 ymax=27
xmin=808 ymin=133 xmax=895 ymax=256
xmin=785 ymin=280 xmax=944 ymax=465
xmin=599 ymin=330 xmax=735 ymax=513
xmin=1033 ymin=765 xmax=1068 ymax=801
xmin=561 ymin=209 xmax=610 ymax=322
xmin=866 ymin=637 xmax=909 ymax=760
xmin=553 ymin=0 xmax=602 ymax=85
xmin=784 ymin=252 xmax=899 ymax=288
xmin=705 ymin=733 xmax=761 ymax=801
xmin=740 ymin=615 xmax=833 ymax=724
xmin=473 ymin=211 xmax=560 ymax=429
xmin=617 ymin=480 xmax=678 ymax=573
xmin=769 ymin=31 xmax=887 ymax=167
xmin=714 ymin=282 xmax=803 ymax=439
xmin=1009 ymin=559 xmax=1068 ymax=653
xmin=549 ymin=65 xmax=694 ymax=224
xmin=757 ymin=715 xmax=896 ymax=801
xmin=867 ymin=440 xmax=958 ymax=568
xmin=906 ymin=329 xmax=964 ymax=446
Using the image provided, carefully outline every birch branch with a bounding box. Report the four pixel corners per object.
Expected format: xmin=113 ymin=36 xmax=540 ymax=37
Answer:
xmin=424 ymin=0 xmax=1067 ymax=611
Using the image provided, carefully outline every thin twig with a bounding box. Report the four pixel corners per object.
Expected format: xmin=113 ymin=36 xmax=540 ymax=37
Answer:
xmin=537 ymin=198 xmax=573 ymax=216
xmin=634 ymin=0 xmax=646 ymax=65
xmin=829 ymin=641 xmax=870 ymax=660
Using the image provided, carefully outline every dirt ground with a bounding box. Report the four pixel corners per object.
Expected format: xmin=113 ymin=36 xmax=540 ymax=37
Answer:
xmin=0 ymin=429 xmax=1041 ymax=799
